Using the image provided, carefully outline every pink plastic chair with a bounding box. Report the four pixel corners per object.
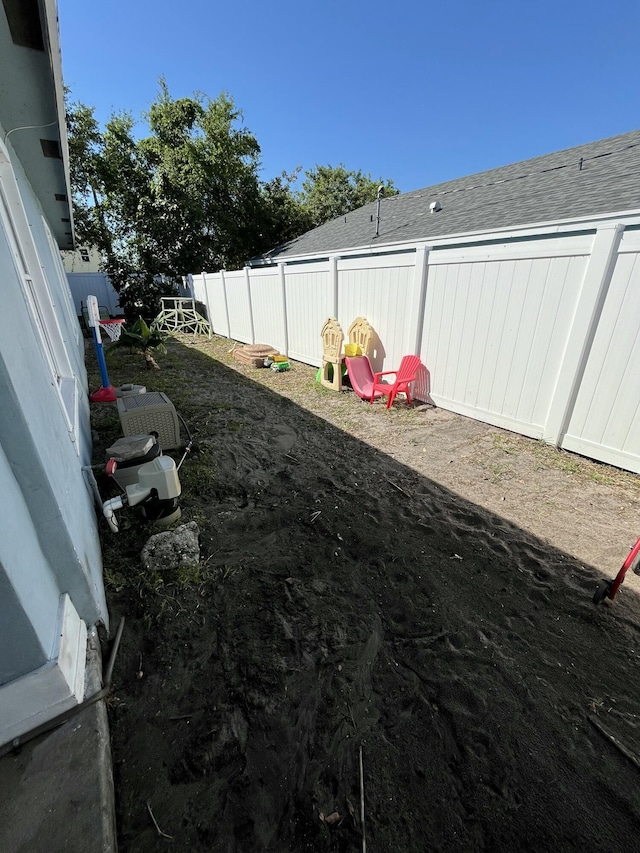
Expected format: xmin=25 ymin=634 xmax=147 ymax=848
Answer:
xmin=344 ymin=356 xmax=385 ymax=402
xmin=372 ymin=354 xmax=421 ymax=408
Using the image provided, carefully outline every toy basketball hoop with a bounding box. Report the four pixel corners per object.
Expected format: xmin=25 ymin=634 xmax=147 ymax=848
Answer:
xmin=87 ymin=295 xmax=121 ymax=403
xmin=99 ymin=318 xmax=125 ymax=343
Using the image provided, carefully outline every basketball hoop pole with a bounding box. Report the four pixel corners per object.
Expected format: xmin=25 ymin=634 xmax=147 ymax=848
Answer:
xmin=87 ymin=295 xmax=117 ymax=403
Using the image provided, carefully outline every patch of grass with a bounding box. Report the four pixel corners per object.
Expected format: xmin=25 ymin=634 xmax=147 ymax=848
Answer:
xmin=103 ymin=562 xmax=142 ymax=593
xmin=490 ymin=462 xmax=513 ymax=484
xmin=313 ymin=382 xmax=335 ymax=397
xmin=492 ymin=434 xmax=519 ymax=455
xmin=177 ymin=450 xmax=220 ymax=497
xmin=211 ymin=564 xmax=241 ymax=582
xmin=529 ymin=441 xmax=606 ymax=480
xmin=177 ymin=562 xmax=203 ymax=586
xmin=490 ymin=431 xmax=639 ymax=492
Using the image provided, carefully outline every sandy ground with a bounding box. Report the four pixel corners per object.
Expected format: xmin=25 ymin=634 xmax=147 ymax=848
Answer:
xmin=92 ymin=335 xmax=640 ymax=852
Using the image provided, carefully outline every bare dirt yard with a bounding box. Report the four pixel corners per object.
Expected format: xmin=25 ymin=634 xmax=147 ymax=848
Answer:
xmin=91 ymin=334 xmax=640 ymax=852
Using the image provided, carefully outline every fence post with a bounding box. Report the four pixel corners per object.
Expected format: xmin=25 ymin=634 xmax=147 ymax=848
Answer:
xmin=244 ymin=266 xmax=256 ymax=344
xmin=543 ymin=222 xmax=625 ymax=446
xmin=219 ymin=269 xmax=231 ymax=338
xmin=409 ymin=244 xmax=431 ymax=354
xmin=200 ymin=272 xmax=212 ymax=338
xmin=329 ymin=255 xmax=339 ymax=317
xmin=278 ymin=262 xmax=289 ymax=356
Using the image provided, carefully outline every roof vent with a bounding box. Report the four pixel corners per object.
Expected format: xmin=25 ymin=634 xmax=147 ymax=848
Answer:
xmin=429 ymin=201 xmax=442 ymax=213
xmin=3 ymin=0 xmax=45 ymax=50
xmin=40 ymin=139 xmax=62 ymax=159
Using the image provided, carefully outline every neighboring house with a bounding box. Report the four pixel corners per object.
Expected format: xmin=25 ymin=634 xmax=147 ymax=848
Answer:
xmin=62 ymin=244 xmax=103 ymax=273
xmin=66 ymin=271 xmax=191 ymax=321
xmin=0 ymin=0 xmax=108 ymax=747
xmin=253 ymin=130 xmax=640 ymax=263
xmin=196 ymin=130 xmax=640 ymax=473
xmin=63 ymin=249 xmax=124 ymax=321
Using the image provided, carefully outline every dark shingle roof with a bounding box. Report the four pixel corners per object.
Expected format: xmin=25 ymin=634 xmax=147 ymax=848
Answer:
xmin=257 ymin=129 xmax=640 ymax=262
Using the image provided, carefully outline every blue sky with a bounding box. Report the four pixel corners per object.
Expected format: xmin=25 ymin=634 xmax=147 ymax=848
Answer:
xmin=58 ymin=0 xmax=640 ymax=194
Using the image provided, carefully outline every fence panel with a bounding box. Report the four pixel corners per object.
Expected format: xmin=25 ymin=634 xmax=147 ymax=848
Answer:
xmin=191 ymin=273 xmax=206 ymax=306
xmin=338 ymin=256 xmax=416 ymax=374
xmin=224 ymin=270 xmax=253 ymax=343
xmin=421 ymin=246 xmax=589 ymax=437
xmin=562 ymin=235 xmax=640 ymax=472
xmin=194 ymin=273 xmax=228 ymax=336
xmin=249 ymin=268 xmax=286 ymax=353
xmin=284 ymin=264 xmax=333 ymax=365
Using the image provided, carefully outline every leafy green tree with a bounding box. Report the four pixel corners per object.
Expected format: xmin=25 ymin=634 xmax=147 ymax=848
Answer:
xmin=257 ymin=169 xmax=313 ymax=249
xmin=66 ymin=87 xmax=400 ymax=314
xmin=67 ymin=83 xmax=272 ymax=318
xmin=65 ymin=97 xmax=104 ymax=249
xmin=298 ymin=165 xmax=399 ymax=228
xmin=66 ymin=97 xmax=160 ymax=315
xmin=137 ymin=81 xmax=266 ymax=274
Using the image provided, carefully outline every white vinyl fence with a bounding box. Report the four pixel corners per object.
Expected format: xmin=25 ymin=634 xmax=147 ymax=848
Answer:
xmin=191 ymin=216 xmax=640 ymax=474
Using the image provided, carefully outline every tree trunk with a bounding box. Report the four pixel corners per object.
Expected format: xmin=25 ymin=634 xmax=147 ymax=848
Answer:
xmin=144 ymin=350 xmax=161 ymax=370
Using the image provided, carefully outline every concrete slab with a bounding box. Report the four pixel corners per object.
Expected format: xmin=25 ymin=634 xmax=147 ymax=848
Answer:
xmin=0 ymin=629 xmax=117 ymax=853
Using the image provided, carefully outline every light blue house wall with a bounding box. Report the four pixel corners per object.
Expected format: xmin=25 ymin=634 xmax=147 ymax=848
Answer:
xmin=0 ymin=129 xmax=108 ymax=657
xmin=0 ymin=0 xmax=109 ymax=746
xmin=0 ymin=142 xmax=106 ymax=609
xmin=0 ymin=443 xmax=61 ymax=683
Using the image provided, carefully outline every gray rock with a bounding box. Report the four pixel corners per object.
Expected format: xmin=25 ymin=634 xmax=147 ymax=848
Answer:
xmin=141 ymin=521 xmax=200 ymax=572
